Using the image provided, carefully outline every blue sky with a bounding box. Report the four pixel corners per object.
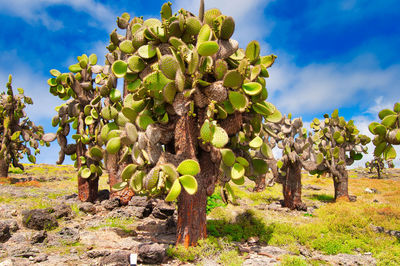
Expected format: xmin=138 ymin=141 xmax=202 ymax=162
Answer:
xmin=0 ymin=0 xmax=399 ymax=166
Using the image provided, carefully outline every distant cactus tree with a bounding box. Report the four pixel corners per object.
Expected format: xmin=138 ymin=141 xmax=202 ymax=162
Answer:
xmin=306 ymin=110 xmax=370 ymax=200
xmin=0 ymin=75 xmax=48 ymax=177
xmin=369 ymin=102 xmax=400 ymax=165
xmin=48 ymin=54 xmax=106 ymax=202
xmin=264 ymin=115 xmax=310 ymax=210
xmin=365 ymin=157 xmax=385 ymax=179
xmin=96 ymin=1 xmax=281 ymax=246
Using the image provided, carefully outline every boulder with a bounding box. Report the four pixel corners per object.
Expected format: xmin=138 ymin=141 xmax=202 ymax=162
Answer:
xmin=99 ymin=250 xmax=130 ymax=266
xmin=138 ymin=243 xmax=166 ymax=264
xmin=21 ymin=209 xmax=58 ymax=230
xmin=31 ymin=230 xmax=47 ymax=244
xmin=0 ymin=222 xmax=11 ymax=243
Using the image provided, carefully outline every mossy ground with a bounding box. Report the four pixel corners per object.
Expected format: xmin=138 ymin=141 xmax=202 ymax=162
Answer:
xmin=1 ymin=165 xmax=400 ymax=265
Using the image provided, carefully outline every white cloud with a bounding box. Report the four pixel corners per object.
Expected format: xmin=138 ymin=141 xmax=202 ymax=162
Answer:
xmin=267 ymin=54 xmax=400 ymax=116
xmin=0 ymin=0 xmax=116 ymax=30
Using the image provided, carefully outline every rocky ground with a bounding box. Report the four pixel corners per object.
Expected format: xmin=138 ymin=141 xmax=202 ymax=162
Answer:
xmin=0 ymin=165 xmax=398 ymax=265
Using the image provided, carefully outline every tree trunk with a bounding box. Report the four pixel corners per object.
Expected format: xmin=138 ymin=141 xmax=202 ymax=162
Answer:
xmin=0 ymin=158 xmax=9 ymax=177
xmin=333 ymin=170 xmax=349 ymax=200
xmin=76 ymin=127 xmax=98 ymax=202
xmin=377 ymin=163 xmax=381 ymax=179
xmin=254 ymin=175 xmax=266 ymax=192
xmin=281 ymin=161 xmax=306 ymax=210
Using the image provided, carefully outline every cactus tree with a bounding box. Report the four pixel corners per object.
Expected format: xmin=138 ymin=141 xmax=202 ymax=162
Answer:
xmin=99 ymin=1 xmax=281 ymax=246
xmin=48 ymin=54 xmax=106 ymax=202
xmin=369 ymin=102 xmax=400 ymax=165
xmin=306 ymin=110 xmax=370 ymax=200
xmin=264 ymin=115 xmax=311 ymax=210
xmin=0 ymin=75 xmax=48 ymax=177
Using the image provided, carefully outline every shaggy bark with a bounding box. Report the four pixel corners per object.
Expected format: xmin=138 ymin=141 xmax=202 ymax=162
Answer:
xmin=0 ymin=158 xmax=9 ymax=177
xmin=253 ymin=175 xmax=266 ymax=192
xmin=281 ymin=161 xmax=306 ymax=210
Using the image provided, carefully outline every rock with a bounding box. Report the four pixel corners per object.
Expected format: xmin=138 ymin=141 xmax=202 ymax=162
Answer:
xmin=107 ymin=205 xmax=151 ymax=219
xmin=0 ymin=259 xmax=14 ymax=266
xmin=31 ymin=230 xmax=47 ymax=244
xmin=79 ymin=202 xmax=96 ymax=214
xmin=247 ymin=236 xmax=259 ymax=244
xmin=303 ymin=185 xmax=322 ymax=191
xmin=97 ymin=189 xmax=110 ymax=201
xmin=11 ymin=246 xmax=40 ymax=258
xmin=365 ymin=188 xmax=378 ymax=194
xmin=87 ymin=250 xmax=111 ymax=259
xmin=56 ymin=227 xmax=80 ymax=244
xmin=21 ymin=209 xmax=58 ymax=230
xmin=138 ymin=243 xmax=166 ymax=264
xmin=243 ymin=253 xmax=278 ymax=265
xmin=349 ymin=195 xmax=357 ymax=202
xmin=136 ymin=217 xmax=172 ymax=234
xmin=3 ymin=220 xmax=19 ymax=233
xmin=0 ymin=222 xmax=11 ymax=243
xmin=53 ymin=204 xmax=72 ymax=219
xmin=34 ymin=254 xmax=48 ymax=263
xmin=151 ymin=201 xmax=175 ymax=220
xmin=102 ymin=198 xmax=120 ymax=210
xmin=314 ymin=253 xmax=376 ymax=265
xmin=129 ymin=196 xmax=151 ymax=207
xmin=252 ymin=245 xmax=289 ymax=257
xmin=99 ymin=250 xmax=130 ymax=266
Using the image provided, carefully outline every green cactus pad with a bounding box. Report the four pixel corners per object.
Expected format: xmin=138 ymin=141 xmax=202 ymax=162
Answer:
xmin=220 ymin=16 xmax=235 ymax=40
xmin=188 ymin=48 xmax=199 ymax=75
xmin=160 ymin=2 xmax=172 ymax=20
xmin=89 ymin=146 xmax=103 ymax=161
xmin=128 ymin=55 xmax=146 ymax=73
xmin=161 ymin=163 xmax=179 ymax=183
xmin=69 ymin=64 xmax=82 ymax=73
xmin=245 ymin=40 xmax=260 ymax=62
xmin=111 ymin=182 xmax=128 ymax=192
xmin=136 ymin=114 xmax=154 ymax=130
xmin=159 ymin=55 xmax=178 ymax=80
xmin=197 ymin=24 xmax=212 ymax=43
xmin=143 ymin=168 xmax=160 ymax=190
xmin=175 ymin=69 xmax=185 ymax=92
xmin=143 ymin=71 xmax=171 ymax=91
xmin=231 ymin=163 xmax=245 ymax=180
xmin=384 ymin=144 xmax=396 ymax=160
xmin=109 ymin=88 xmax=121 ymax=103
xmin=381 ymin=114 xmax=398 ymax=127
xmin=121 ymin=164 xmax=138 ymax=182
xmin=132 ymin=99 xmax=146 ymax=113
xmin=211 ymin=126 xmax=229 ymax=148
xmin=127 ymin=79 xmax=142 ymax=92
xmin=242 ymin=82 xmax=262 ymax=96
xmin=252 ymin=158 xmax=268 ymax=175
xmin=177 ymin=159 xmax=200 ymax=176
xmin=163 ymin=82 xmax=177 ymax=104
xmin=119 ymin=40 xmax=134 ymax=54
xmin=378 ymin=109 xmax=396 ymax=119
xmin=204 ymin=8 xmax=221 ymax=26
xmin=125 ymin=122 xmax=138 ymax=143
xmin=316 ymin=153 xmax=324 ymax=165
xmin=221 ymin=149 xmax=236 ymax=167
xmin=185 ymin=17 xmax=202 ymax=36
xmin=106 ymin=137 xmax=121 ymax=154
xmin=179 ymin=175 xmax=198 ymax=195
xmin=130 ymin=170 xmax=144 ymax=192
xmin=249 ymin=136 xmax=263 ymax=149
xmin=223 ymin=70 xmax=243 ymax=88
xmin=214 ymin=59 xmax=228 ymax=80
xmin=265 ymin=109 xmax=282 ymax=123
xmin=138 ymin=44 xmax=157 ymax=59
xmin=80 ymin=167 xmax=91 ymax=179
xmin=231 ymin=175 xmax=245 ymax=185
xmin=122 ymin=107 xmax=138 ymax=122
xmin=50 ymin=69 xmax=61 ymax=77
xmin=261 ymin=143 xmax=273 ymax=159
xmin=101 ymin=106 xmax=118 ymax=120
xmin=228 ymin=91 xmax=247 ymax=112
xmin=259 ymin=54 xmax=277 ymax=68
xmin=197 ymin=41 xmax=219 ymax=56
xmin=236 ymin=156 xmax=249 ymax=167
xmin=111 ymin=60 xmax=128 ymax=78
xmin=333 ymin=131 xmax=344 ymax=144
xmin=200 ymin=120 xmax=214 ymax=142
xmin=165 ymin=179 xmax=182 ymax=202
xmin=252 ymin=101 xmax=275 ymax=116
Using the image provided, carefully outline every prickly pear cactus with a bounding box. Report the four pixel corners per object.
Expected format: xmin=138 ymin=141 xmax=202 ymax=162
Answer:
xmin=263 ymin=114 xmax=311 ymax=210
xmin=0 ymin=75 xmax=49 ymax=177
xmin=369 ymin=102 xmax=400 ymax=162
xmin=308 ymin=109 xmax=370 ymax=200
xmin=365 ymin=157 xmax=385 ymax=178
xmin=98 ymin=1 xmax=281 ymax=246
xmin=48 ymin=53 xmax=107 ymax=202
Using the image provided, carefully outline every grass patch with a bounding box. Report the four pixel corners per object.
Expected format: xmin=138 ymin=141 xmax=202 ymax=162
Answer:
xmin=280 ymin=255 xmax=309 ymax=266
xmin=166 ymin=237 xmax=244 ymax=265
xmin=89 ymin=217 xmax=135 ymax=234
xmin=308 ymin=193 xmax=334 ymax=202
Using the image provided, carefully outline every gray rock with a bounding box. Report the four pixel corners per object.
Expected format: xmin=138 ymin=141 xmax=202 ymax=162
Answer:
xmin=97 ymin=189 xmax=110 ymax=201
xmin=303 ymin=185 xmax=322 ymax=191
xmin=53 ymin=204 xmax=72 ymax=219
xmin=56 ymin=227 xmax=80 ymax=244
xmin=137 ymin=217 xmax=171 ymax=234
xmin=31 ymin=230 xmax=47 ymax=244
xmin=99 ymin=250 xmax=130 ymax=266
xmin=87 ymin=250 xmax=111 ymax=259
xmin=0 ymin=222 xmax=11 ymax=243
xmin=102 ymin=198 xmax=120 ymax=210
xmin=365 ymin=188 xmax=378 ymax=194
xmin=129 ymin=196 xmax=151 ymax=207
xmin=243 ymin=253 xmax=278 ymax=266
xmin=138 ymin=243 xmax=166 ymax=264
xmin=79 ymin=202 xmax=96 ymax=214
xmin=21 ymin=209 xmax=58 ymax=230
xmin=314 ymin=253 xmax=376 ymax=265
xmin=2 ymin=220 xmax=19 ymax=232
xmin=11 ymin=246 xmax=40 ymax=258
xmin=151 ymin=201 xmax=175 ymax=220
xmin=34 ymin=254 xmax=48 ymax=263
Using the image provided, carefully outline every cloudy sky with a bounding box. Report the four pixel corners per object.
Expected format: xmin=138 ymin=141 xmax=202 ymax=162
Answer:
xmin=0 ymin=0 xmax=399 ymax=167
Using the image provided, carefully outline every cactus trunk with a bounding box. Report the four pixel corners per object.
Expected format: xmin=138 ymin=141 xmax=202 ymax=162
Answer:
xmin=0 ymin=158 xmax=9 ymax=177
xmin=281 ymin=161 xmax=306 ymax=210
xmin=176 ymin=150 xmax=216 ymax=247
xmin=254 ymin=175 xmax=266 ymax=192
xmin=333 ymin=170 xmax=349 ymax=200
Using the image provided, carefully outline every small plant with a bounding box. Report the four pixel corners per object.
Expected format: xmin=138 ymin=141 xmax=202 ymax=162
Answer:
xmin=207 ymin=191 xmax=226 ymax=214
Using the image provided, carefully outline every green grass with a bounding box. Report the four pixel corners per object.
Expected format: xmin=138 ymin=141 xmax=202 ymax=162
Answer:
xmin=89 ymin=217 xmax=135 ymax=234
